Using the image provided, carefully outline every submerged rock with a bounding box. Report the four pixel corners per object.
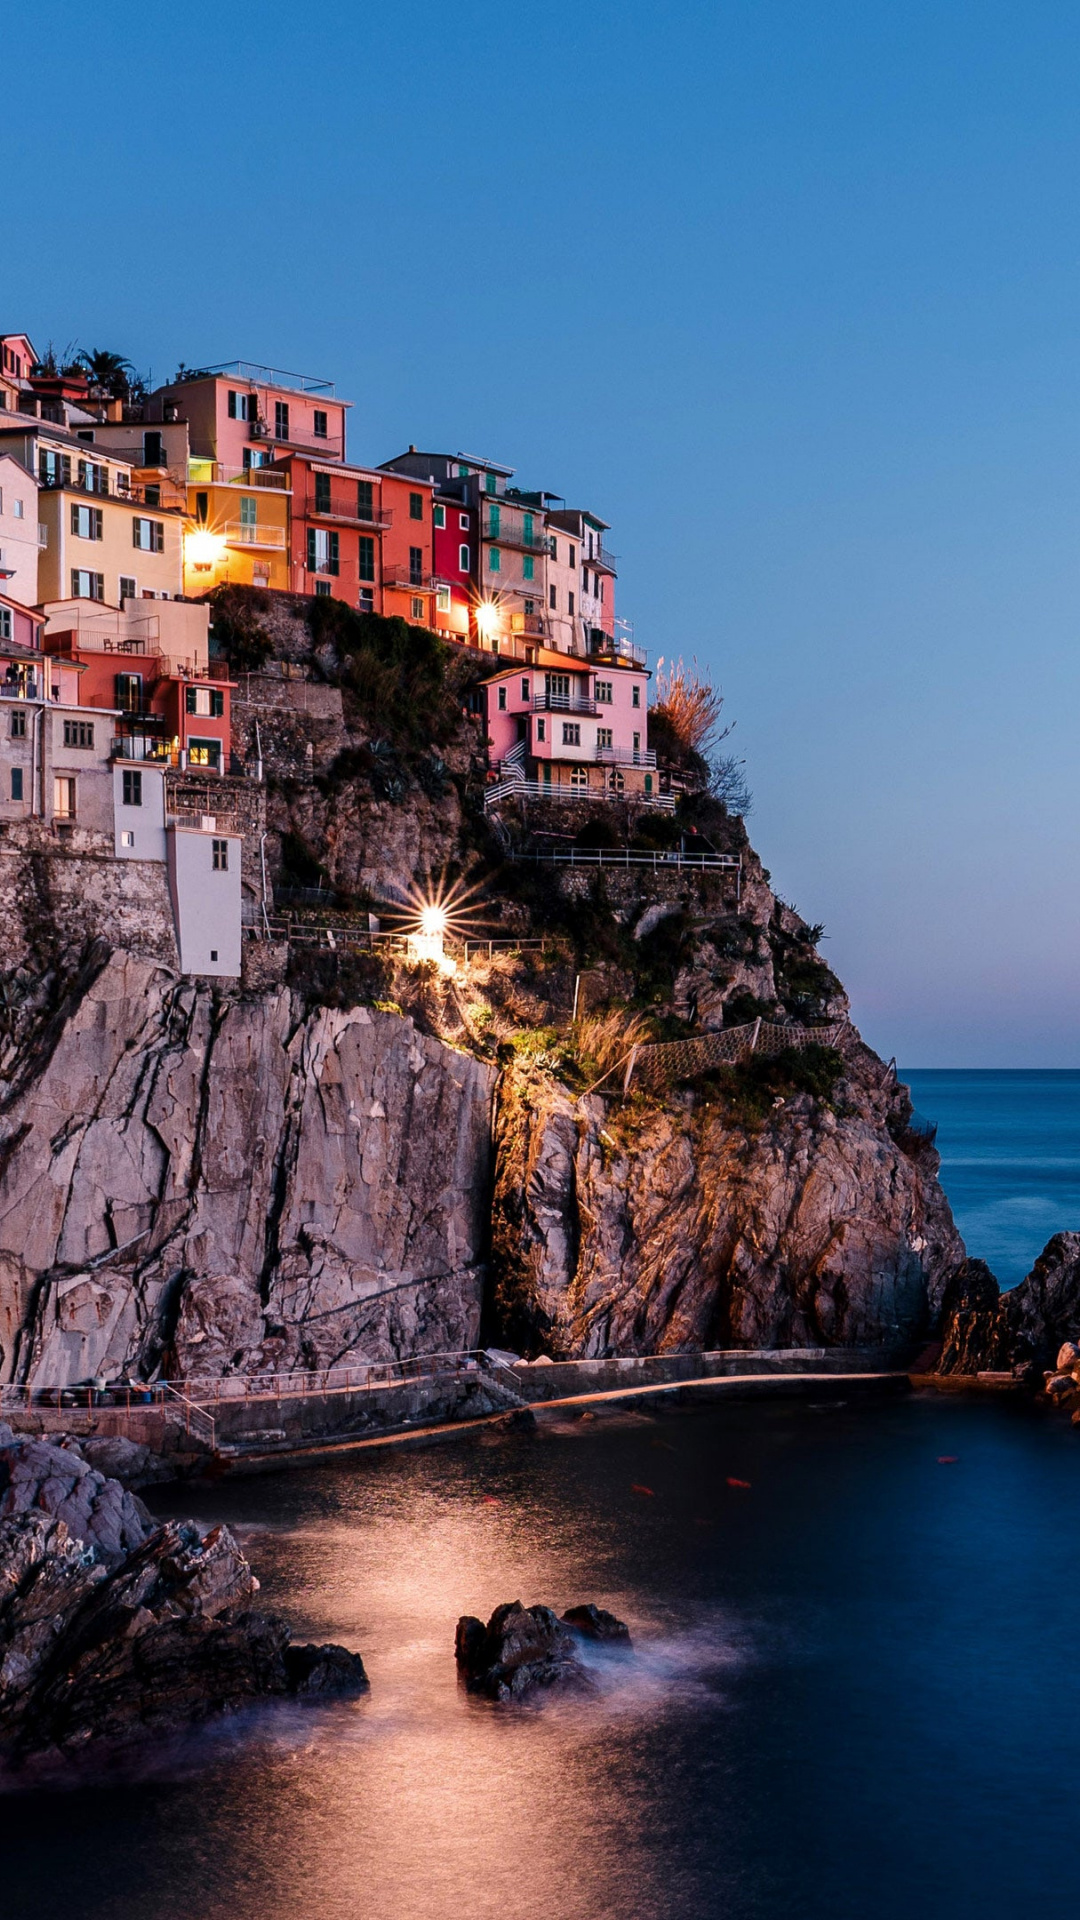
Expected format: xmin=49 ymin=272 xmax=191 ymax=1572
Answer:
xmin=455 ymin=1599 xmax=631 ymax=1700
xmin=0 ymin=1448 xmax=368 ymax=1765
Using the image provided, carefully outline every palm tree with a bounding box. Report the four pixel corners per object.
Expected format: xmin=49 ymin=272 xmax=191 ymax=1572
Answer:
xmin=76 ymin=348 xmax=136 ymax=399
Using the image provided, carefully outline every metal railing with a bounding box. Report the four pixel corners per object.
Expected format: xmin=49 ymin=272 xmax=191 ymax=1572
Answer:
xmin=0 ymin=679 xmax=39 ymax=700
xmin=249 ymin=420 xmax=344 ymax=458
xmin=483 ymin=518 xmax=549 ymax=553
xmin=175 ymin=1349 xmax=522 ymax=1408
xmin=588 ymin=634 xmax=646 ymax=667
xmin=593 ymin=745 xmax=656 ymax=766
xmin=382 ymin=565 xmax=434 ymax=591
xmin=305 ymin=491 xmax=392 ymax=528
xmin=484 ymin=777 xmax=676 ymax=810
xmin=192 ymin=464 xmax=290 ymax=490
xmin=509 ymin=847 xmax=740 ymax=873
xmin=224 ymin=521 xmax=287 ymax=548
xmin=532 ymin=692 xmax=597 ymax=714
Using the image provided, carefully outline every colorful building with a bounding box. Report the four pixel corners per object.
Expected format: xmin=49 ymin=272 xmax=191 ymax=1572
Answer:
xmin=0 ymin=453 xmax=43 ymax=604
xmin=0 ymin=423 xmax=183 ymax=606
xmin=483 ymin=650 xmax=656 ymax=804
xmin=41 ymin=598 xmax=233 ymax=773
xmin=546 ymin=508 xmax=617 ymax=649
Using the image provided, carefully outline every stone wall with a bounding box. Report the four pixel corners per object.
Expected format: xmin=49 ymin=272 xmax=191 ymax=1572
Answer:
xmin=0 ymin=836 xmax=178 ymax=972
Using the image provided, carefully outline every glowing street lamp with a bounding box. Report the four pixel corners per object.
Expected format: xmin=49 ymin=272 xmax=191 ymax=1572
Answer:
xmin=475 ymin=600 xmax=502 ymax=646
xmin=410 ymin=902 xmax=449 ymax=966
xmin=185 ymin=527 xmax=226 ymax=569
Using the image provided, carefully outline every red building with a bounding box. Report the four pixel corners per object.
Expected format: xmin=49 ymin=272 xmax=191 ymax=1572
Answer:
xmin=432 ymin=488 xmax=474 ymax=639
xmin=41 ymin=600 xmax=233 ymax=771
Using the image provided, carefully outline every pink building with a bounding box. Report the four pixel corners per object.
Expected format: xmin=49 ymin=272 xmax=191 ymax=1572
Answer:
xmin=147 ymin=362 xmax=349 ymax=470
xmin=484 ymin=650 xmax=659 ymax=803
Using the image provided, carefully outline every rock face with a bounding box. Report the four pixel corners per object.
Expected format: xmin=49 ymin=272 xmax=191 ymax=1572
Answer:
xmin=937 ymin=1235 xmax=1080 ymax=1376
xmin=0 ymin=952 xmax=495 ymax=1386
xmin=0 ymin=1506 xmax=367 ymax=1763
xmin=0 ymin=1430 xmax=153 ymax=1562
xmin=455 ymin=1600 xmax=631 ymax=1700
xmin=491 ymin=1040 xmax=963 ymax=1357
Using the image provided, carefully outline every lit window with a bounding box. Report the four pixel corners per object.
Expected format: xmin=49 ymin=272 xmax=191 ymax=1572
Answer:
xmin=53 ymin=775 xmax=76 ymax=819
xmin=435 ymin=584 xmax=451 ymax=613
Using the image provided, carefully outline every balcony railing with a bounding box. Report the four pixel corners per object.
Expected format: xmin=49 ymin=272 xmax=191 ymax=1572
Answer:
xmin=224 ymin=522 xmax=287 ymax=549
xmin=191 ymin=464 xmax=291 ymax=491
xmin=587 ymin=631 xmax=646 ymax=667
xmin=111 ymin=734 xmax=176 ymax=764
xmin=305 ymin=491 xmax=392 ymax=528
xmin=250 ymin=420 xmax=344 ymax=458
xmin=594 ymin=744 xmax=656 ymax=766
xmin=483 ymin=518 xmax=549 ymax=554
xmin=0 ymin=678 xmax=40 ymax=700
xmin=531 ymin=692 xmax=597 ymax=715
xmin=587 ymin=543 xmax=618 ymax=572
xmin=382 ymin=565 xmax=435 ymax=592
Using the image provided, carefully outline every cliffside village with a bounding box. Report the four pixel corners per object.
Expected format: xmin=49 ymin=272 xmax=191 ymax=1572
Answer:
xmin=0 ymin=335 xmax=663 ymax=976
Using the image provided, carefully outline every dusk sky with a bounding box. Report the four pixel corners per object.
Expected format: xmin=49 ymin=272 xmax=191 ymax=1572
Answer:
xmin=7 ymin=0 xmax=1079 ymax=1066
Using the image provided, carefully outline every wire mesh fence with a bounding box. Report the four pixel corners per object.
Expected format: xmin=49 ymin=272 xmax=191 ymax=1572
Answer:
xmin=620 ymin=1017 xmax=849 ymax=1093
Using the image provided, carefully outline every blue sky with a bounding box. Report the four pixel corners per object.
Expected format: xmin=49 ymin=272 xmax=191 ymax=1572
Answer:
xmin=6 ymin=0 xmax=1079 ymax=1064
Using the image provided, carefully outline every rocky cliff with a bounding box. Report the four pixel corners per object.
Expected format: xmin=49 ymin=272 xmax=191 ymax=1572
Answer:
xmin=0 ymin=595 xmax=968 ymax=1382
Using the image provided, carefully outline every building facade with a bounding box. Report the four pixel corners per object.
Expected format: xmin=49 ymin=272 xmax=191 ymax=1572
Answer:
xmin=483 ymin=651 xmax=656 ymax=803
xmin=0 ymin=453 xmax=43 ymax=604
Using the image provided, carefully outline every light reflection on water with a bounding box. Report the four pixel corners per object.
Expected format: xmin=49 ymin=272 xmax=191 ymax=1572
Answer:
xmin=3 ymin=1394 xmax=1080 ymax=1920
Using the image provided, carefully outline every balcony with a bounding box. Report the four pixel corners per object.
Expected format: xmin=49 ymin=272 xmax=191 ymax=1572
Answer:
xmin=249 ymin=419 xmax=344 ymax=459
xmin=588 ymin=543 xmax=618 ymax=572
xmin=531 ymin=692 xmax=597 ymax=715
xmin=224 ymin=522 xmax=287 ymax=549
xmin=593 ymin=744 xmax=656 ymax=767
xmin=305 ymin=491 xmax=392 ymax=528
xmin=483 ymin=517 xmax=549 ymax=554
xmin=192 ymin=464 xmax=291 ymax=491
xmin=382 ymin=565 xmax=435 ymax=592
xmin=0 ymin=678 xmax=40 ymax=700
xmin=111 ymin=733 xmax=176 ymax=764
xmin=587 ymin=630 xmax=646 ymax=668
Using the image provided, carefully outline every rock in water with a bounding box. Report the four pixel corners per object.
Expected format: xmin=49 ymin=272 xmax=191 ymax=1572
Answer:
xmin=455 ymin=1600 xmax=631 ymax=1700
xmin=937 ymin=1235 xmax=1080 ymax=1377
xmin=0 ymin=1503 xmax=367 ymax=1765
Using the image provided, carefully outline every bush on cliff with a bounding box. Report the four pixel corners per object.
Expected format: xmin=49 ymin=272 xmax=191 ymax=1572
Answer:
xmin=699 ymin=1043 xmax=846 ymax=1127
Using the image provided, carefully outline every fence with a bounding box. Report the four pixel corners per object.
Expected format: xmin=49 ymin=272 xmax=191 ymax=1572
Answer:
xmin=510 ymin=847 xmax=740 ymax=876
xmin=611 ymin=1017 xmax=849 ymax=1095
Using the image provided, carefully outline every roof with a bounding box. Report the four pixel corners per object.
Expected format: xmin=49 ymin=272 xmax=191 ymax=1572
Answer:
xmin=481 ymin=645 xmax=645 ymax=681
xmin=0 ymin=418 xmax=133 ymax=460
xmin=381 ymin=449 xmax=516 ymax=479
xmin=0 ymin=591 xmax=44 ymax=625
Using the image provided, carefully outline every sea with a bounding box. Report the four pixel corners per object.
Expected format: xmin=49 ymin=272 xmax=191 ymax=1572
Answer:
xmin=904 ymin=1069 xmax=1080 ymax=1286
xmin=1 ymin=1073 xmax=1078 ymax=1919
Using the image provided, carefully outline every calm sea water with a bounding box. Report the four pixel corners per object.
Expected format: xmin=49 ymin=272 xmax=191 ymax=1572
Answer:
xmin=904 ymin=1069 xmax=1080 ymax=1287
xmin=2 ymin=1392 xmax=1079 ymax=1920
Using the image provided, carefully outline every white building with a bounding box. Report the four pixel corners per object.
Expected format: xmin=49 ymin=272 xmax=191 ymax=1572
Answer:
xmin=0 ymin=454 xmax=44 ymax=606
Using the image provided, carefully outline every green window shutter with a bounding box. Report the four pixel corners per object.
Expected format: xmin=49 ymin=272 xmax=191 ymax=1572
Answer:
xmin=306 ymin=528 xmax=317 ymax=570
xmin=359 ymin=536 xmax=374 ymax=581
xmin=489 ymin=546 xmax=500 ymax=573
xmin=357 ymin=480 xmax=373 ymax=520
xmin=523 ymin=555 xmax=534 ymax=581
xmin=488 ymin=504 xmax=500 ymax=537
xmin=523 ymin=513 xmax=533 ymax=544
xmin=329 ymin=532 xmax=339 ymax=574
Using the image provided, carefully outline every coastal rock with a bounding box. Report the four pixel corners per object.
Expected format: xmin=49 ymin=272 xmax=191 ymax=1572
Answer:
xmin=455 ymin=1600 xmax=631 ymax=1700
xmin=0 ymin=952 xmax=495 ymax=1387
xmin=0 ymin=1435 xmax=153 ymax=1562
xmin=937 ymin=1235 xmax=1080 ymax=1377
xmin=0 ymin=1508 xmax=367 ymax=1763
xmin=491 ymin=1041 xmax=963 ymax=1357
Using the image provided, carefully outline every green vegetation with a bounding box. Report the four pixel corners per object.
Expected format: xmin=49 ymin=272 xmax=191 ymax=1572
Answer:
xmin=698 ymin=1044 xmax=846 ymax=1128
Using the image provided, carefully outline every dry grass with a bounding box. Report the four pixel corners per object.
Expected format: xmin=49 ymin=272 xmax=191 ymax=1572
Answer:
xmin=653 ymin=657 xmax=730 ymax=759
xmin=572 ymin=1006 xmax=652 ymax=1077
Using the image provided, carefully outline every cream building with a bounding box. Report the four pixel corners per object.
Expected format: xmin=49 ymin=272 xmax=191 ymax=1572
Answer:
xmin=0 ymin=424 xmax=183 ymax=606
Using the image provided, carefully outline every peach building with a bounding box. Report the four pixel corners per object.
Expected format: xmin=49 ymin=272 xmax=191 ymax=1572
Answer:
xmin=483 ymin=649 xmax=659 ymax=804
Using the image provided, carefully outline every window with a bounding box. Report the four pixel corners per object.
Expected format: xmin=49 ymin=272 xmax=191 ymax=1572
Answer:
xmin=569 ymin=545 xmax=576 ymax=568
xmin=536 ymin=717 xmax=545 ymax=741
xmin=63 ymin=720 xmax=94 ymax=749
xmin=358 ymin=535 xmax=375 ymax=582
xmin=357 ymin=480 xmax=374 ymax=521
xmin=115 ymin=673 xmax=143 ymax=713
xmin=13 ymin=499 xmax=23 ymax=519
xmin=77 ymin=460 xmax=107 ymax=495
xmin=498 ymin=686 xmax=507 ymax=711
xmin=411 ymin=596 xmax=424 ymax=620
xmin=550 ymin=539 xmax=558 ymax=564
xmin=458 ymin=464 xmax=470 ymax=477
xmin=459 ymin=543 xmax=470 ymax=572
xmin=39 ymin=450 xmax=70 ymax=487
xmin=459 ymin=513 xmax=470 ymax=529
xmin=186 ymin=686 xmax=225 ymax=717
xmin=313 ymin=409 xmax=328 ymax=440
xmin=275 ymin=401 xmax=289 ymax=440
xmin=435 ymin=584 xmax=451 ymax=614
xmin=314 ymin=471 xmax=331 ymax=513
xmin=53 ymin=775 xmax=76 ymax=819
xmin=120 ymin=829 xmax=135 ymax=847
xmin=546 ymin=673 xmax=570 ymax=703
xmin=358 ymin=588 xmax=374 ymax=612
xmin=599 ymin=578 xmax=605 ymax=602
xmin=521 ymin=679 xmax=530 ymax=701
xmin=119 ymin=575 xmax=136 ymax=603
xmin=568 ymin=591 xmax=575 ymax=616
xmin=644 ymin=774 xmax=653 ymax=796
xmin=306 ymin=527 xmax=339 ymax=575
xmin=227 ymin=389 xmax=238 ymax=418
xmin=188 ymin=739 xmax=222 ymax=769
xmin=632 ymin=685 xmax=641 ymax=708
xmin=597 ymin=727 xmax=613 ymax=749
xmin=10 ymin=710 xmax=26 ymax=738
xmin=562 ymin=722 xmax=581 ymax=746
xmin=210 ymin=949 xmax=218 ymax=962
xmin=143 ymin=431 xmax=164 ymax=466
xmin=194 ymin=491 xmax=209 ymax=524
xmin=71 ymin=570 xmax=105 ymax=600
xmin=409 ymin=492 xmax=424 ymax=521
xmin=487 ymin=503 xmax=500 ymax=538
xmin=10 ymin=768 xmax=22 ymax=801
xmin=239 ymin=495 xmax=257 ymax=527
xmin=485 ymin=472 xmax=497 ymax=494
xmin=409 ymin=546 xmax=423 ymax=586
xmin=0 ymin=607 xmax=10 ymax=641
xmin=596 ymin=680 xmax=612 ymax=704
xmin=212 ymin=838 xmax=228 ymax=870
xmin=524 ymin=599 xmax=534 ymax=616
xmin=489 ymin=546 xmax=501 ymax=573
xmin=523 ymin=555 xmax=535 ymax=581
xmin=549 ymin=585 xmax=557 ymax=610
xmin=633 ymin=730 xmax=641 ymax=753
xmin=608 ymin=768 xmax=624 ymax=794
xmin=570 ymin=764 xmax=589 ymax=789
xmin=133 ymin=517 xmax=164 ymax=552
xmin=122 ymin=769 xmax=143 ymax=807
xmin=71 ymin=504 xmax=103 ymax=540
xmin=433 ymin=504 xmax=445 ymax=529
xmin=315 ymin=580 xmax=331 ymax=596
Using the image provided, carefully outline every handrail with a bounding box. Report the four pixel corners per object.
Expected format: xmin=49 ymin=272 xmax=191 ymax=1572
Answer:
xmin=485 ymin=778 xmax=675 ymax=810
xmin=510 ymin=847 xmax=739 ymax=871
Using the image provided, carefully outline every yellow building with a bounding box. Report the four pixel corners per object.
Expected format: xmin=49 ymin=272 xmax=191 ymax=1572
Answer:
xmin=182 ymin=460 xmax=291 ymax=597
xmin=0 ymin=422 xmax=182 ymax=606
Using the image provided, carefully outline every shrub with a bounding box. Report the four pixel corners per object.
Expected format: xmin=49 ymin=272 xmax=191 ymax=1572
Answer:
xmin=700 ymin=1044 xmax=845 ymax=1128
